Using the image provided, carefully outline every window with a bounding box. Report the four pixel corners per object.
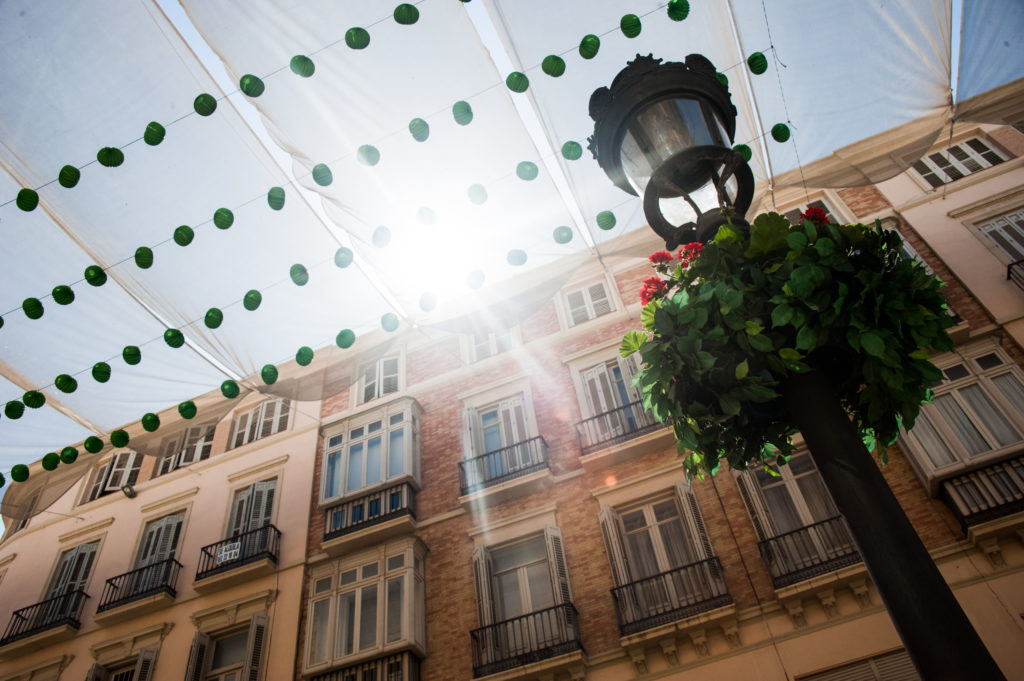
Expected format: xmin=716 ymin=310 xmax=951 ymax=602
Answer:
xmin=137 ymin=512 xmax=184 ymax=567
xmin=359 ymin=356 xmax=401 ymax=404
xmin=11 ymin=490 xmax=39 ymax=533
xmin=901 ymin=342 xmax=1024 ymax=477
xmin=85 ymin=450 xmax=142 ymax=502
xmin=305 ymin=539 xmax=426 ymax=673
xmin=911 ymin=137 xmax=1006 ymax=188
xmin=183 ymin=615 xmax=268 ymax=681
xmin=782 ymin=198 xmax=839 ymax=226
xmin=156 ymin=423 xmax=214 ymax=476
xmin=977 ymin=208 xmax=1024 ymax=263
xmin=229 ymin=479 xmax=276 ymax=537
xmin=461 ymin=393 xmax=545 ymax=492
xmin=797 ymin=649 xmax=919 ymax=680
xmin=231 ymin=398 xmax=290 ymax=449
xmin=469 ymin=327 xmax=515 ymax=362
xmin=38 ymin=540 xmax=99 ymax=626
xmin=85 ymin=650 xmax=157 ymax=681
xmin=322 ymin=399 xmax=419 ymax=502
xmin=564 ymin=281 xmax=613 ymax=326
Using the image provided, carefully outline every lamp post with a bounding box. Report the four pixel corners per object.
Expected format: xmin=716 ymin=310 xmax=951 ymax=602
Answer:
xmin=589 ymin=54 xmax=1007 ymax=681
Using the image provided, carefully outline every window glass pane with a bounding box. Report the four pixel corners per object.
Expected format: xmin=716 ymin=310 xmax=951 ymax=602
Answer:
xmin=795 ymin=475 xmax=836 ymax=522
xmin=944 ymin=364 xmax=969 ymax=381
xmin=390 ymin=413 xmax=404 ymax=425
xmin=366 ymin=436 xmax=382 ymax=485
xmin=347 ymin=443 xmax=364 ymax=492
xmin=525 ymin=562 xmax=555 ymax=611
xmin=337 ymin=592 xmax=356 ymax=656
xmin=495 ymin=570 xmax=522 ymax=619
xmin=760 ymin=485 xmax=804 ymax=534
xmin=362 ymin=562 xmax=379 ymax=579
xmin=368 ymin=420 xmax=382 ymax=433
xmin=389 ymin=428 xmax=405 ymax=477
xmin=908 ymin=412 xmax=958 ymax=467
xmin=481 ymin=411 xmax=503 ymax=453
xmin=492 ymin=537 xmax=546 ymax=571
xmin=992 ymin=373 xmax=1024 ymax=416
xmin=934 ymin=394 xmax=991 ymax=455
xmin=359 ymin=585 xmax=378 ymax=650
xmin=324 ymin=451 xmax=341 ymax=498
xmin=314 ymin=577 xmax=332 ymax=594
xmin=340 ymin=569 xmax=357 ymax=586
xmin=310 ymin=598 xmax=331 ymax=664
xmin=386 ymin=576 xmax=403 ymax=642
xmin=625 ymin=524 xmax=659 ymax=578
xmin=387 ymin=554 xmax=405 ymax=571
xmin=976 ymin=353 xmax=1003 ymax=370
xmin=211 ymin=631 xmax=248 ymax=669
xmin=960 ymin=384 xmax=1020 ymax=446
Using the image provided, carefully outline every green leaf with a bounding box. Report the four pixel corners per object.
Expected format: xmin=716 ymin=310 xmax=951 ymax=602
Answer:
xmin=719 ymin=394 xmax=741 ymax=417
xmin=860 ymin=331 xmax=885 ymax=357
xmin=795 ymin=325 xmax=818 ymax=351
xmin=749 ymin=333 xmax=773 ymax=352
xmin=744 ymin=320 xmax=764 ymax=335
xmin=747 ymin=213 xmax=791 ymax=256
xmin=772 ymin=304 xmax=795 ymax=327
xmin=761 ymin=465 xmax=781 ymax=478
xmin=909 ymin=349 xmax=930 ymax=360
xmin=735 ymin=360 xmax=749 ymax=380
xmin=620 ymin=331 xmax=647 ymax=357
xmin=641 ymin=301 xmax=657 ymax=332
xmin=778 ymin=347 xmax=804 ymax=361
xmin=814 ymin=236 xmax=835 ymax=257
xmin=786 ymin=232 xmax=808 ymax=250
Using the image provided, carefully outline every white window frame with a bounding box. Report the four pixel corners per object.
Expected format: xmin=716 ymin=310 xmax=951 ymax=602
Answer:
xmin=900 ymin=339 xmax=1024 ymax=491
xmin=321 ymin=397 xmax=421 ymax=504
xmin=230 ymin=398 xmax=290 ymax=449
xmin=466 ymin=325 xmax=519 ymax=363
xmin=562 ymin=278 xmax=615 ymax=327
xmin=183 ymin=614 xmax=269 ymax=681
xmin=975 ymin=207 xmax=1024 ymax=264
xmin=303 ymin=538 xmax=426 ymax=675
xmin=156 ymin=422 xmax=215 ymax=476
xmin=227 ymin=478 xmax=278 ymax=537
xmin=84 ymin=450 xmax=142 ymax=503
xmin=911 ymin=136 xmax=1007 ymax=188
xmin=780 ymin=196 xmax=845 ymax=226
xmin=459 ymin=377 xmax=539 ymax=460
xmin=357 ymin=355 xmax=402 ymax=405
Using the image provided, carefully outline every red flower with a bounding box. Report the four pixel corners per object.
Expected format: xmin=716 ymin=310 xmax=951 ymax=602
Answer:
xmin=799 ymin=206 xmax=829 ymax=227
xmin=639 ymin=276 xmax=668 ymax=305
xmin=677 ymin=242 xmax=704 ymax=266
xmin=649 ymin=251 xmax=673 ymax=265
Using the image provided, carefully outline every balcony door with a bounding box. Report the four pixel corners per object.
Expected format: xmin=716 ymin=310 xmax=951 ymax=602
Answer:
xmin=227 ymin=480 xmax=276 ymax=563
xmin=464 ymin=396 xmax=533 ymax=487
xmin=132 ymin=513 xmax=183 ymax=593
xmin=43 ymin=541 xmax=98 ymax=625
xmin=580 ymin=358 xmax=637 ymax=442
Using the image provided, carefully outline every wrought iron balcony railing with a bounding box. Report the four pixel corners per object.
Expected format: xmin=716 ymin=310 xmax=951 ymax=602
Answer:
xmin=459 ymin=436 xmax=549 ymax=495
xmin=1007 ymin=259 xmax=1024 ymax=293
xmin=310 ymin=652 xmax=421 ymax=681
xmin=758 ymin=516 xmax=861 ymax=588
xmin=196 ymin=524 xmax=281 ymax=581
xmin=96 ymin=558 xmax=182 ymax=613
xmin=324 ymin=482 xmax=416 ymax=542
xmin=941 ymin=455 xmax=1024 ymax=530
xmin=470 ymin=603 xmax=582 ymax=678
xmin=611 ymin=557 xmax=732 ymax=636
xmin=0 ymin=589 xmax=89 ymax=646
xmin=575 ymin=400 xmax=663 ymax=455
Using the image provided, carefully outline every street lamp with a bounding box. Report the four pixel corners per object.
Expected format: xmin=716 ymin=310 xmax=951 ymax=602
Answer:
xmin=588 ymin=54 xmax=754 ymax=248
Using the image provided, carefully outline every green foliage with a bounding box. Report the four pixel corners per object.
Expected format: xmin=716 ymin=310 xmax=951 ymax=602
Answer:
xmin=623 ymin=214 xmax=954 ymax=478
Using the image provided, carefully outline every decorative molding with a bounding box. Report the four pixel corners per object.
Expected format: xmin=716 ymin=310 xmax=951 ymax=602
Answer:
xmin=979 ymin=537 xmax=1006 ymax=568
xmin=568 ymin=664 xmax=586 ymax=681
xmin=721 ymin=619 xmax=740 ymax=648
xmin=688 ymin=629 xmax=709 ymax=657
xmin=57 ymin=516 xmax=114 ymax=544
xmin=590 ymin=460 xmax=684 ymax=503
xmin=190 ymin=589 xmax=276 ymax=633
xmin=849 ymin=579 xmax=872 ymax=609
xmin=90 ymin=622 xmax=173 ymax=666
xmin=816 ymin=589 xmax=838 ymax=619
xmin=0 ymin=654 xmax=73 ymax=681
xmin=139 ymin=487 xmax=199 ymax=514
xmin=467 ymin=502 xmax=557 ymax=546
xmin=785 ymin=601 xmax=807 ymax=628
xmin=660 ymin=638 xmax=680 ymax=665
xmin=0 ymin=553 xmax=15 ymax=568
xmin=628 ymin=647 xmax=648 ymax=674
xmin=456 ymin=373 xmax=531 ymax=403
xmin=226 ymin=455 xmax=290 ymax=483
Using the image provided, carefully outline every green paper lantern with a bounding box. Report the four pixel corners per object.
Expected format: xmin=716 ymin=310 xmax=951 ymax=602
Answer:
xmin=123 ymin=346 xmax=142 ymax=365
xmin=507 ymin=249 xmax=527 ymax=266
xmin=357 ymin=145 xmax=380 ymax=166
xmin=516 ymin=161 xmax=538 ymax=181
xmin=54 ymin=372 xmax=76 ymax=393
xmin=135 ymin=246 xmax=154 ymax=269
xmin=290 ymin=55 xmax=315 ymax=77
xmin=84 ymin=265 xmax=107 ymax=287
xmin=59 ymin=165 xmax=80 ymax=188
xmin=5 ymin=401 xmax=24 ymax=419
xmin=372 ymin=226 xmax=391 ymax=248
xmin=52 ymin=285 xmax=74 ymax=305
xmin=335 ymin=247 xmax=354 ymax=268
xmin=243 ymin=290 xmax=262 ymax=311
xmin=417 ymin=207 xmax=436 ymax=224
xmin=267 ymin=186 xmax=286 ymax=210
xmin=620 ymin=14 xmax=641 ymax=38
xmin=205 ymin=308 xmax=224 ymax=329
xmin=466 ymin=271 xmax=485 ymax=289
xmin=419 ymin=292 xmax=437 ymax=312
xmin=16 ymin=188 xmax=38 ymax=211
xmin=394 ymin=3 xmax=419 ymax=24
xmin=0 ymin=315 xmax=3 ymax=329
xmin=467 ymin=184 xmax=487 ymax=205
xmin=214 ymin=208 xmax=234 ymax=229
xmin=771 ymin=123 xmax=791 ymax=142
xmin=553 ymin=226 xmax=573 ymax=244
xmin=173 ymin=225 xmax=194 ymax=246
xmin=381 ymin=313 xmax=399 ymax=332
xmin=345 ymin=27 xmax=370 ymax=49
xmin=92 ymin=362 xmax=111 ymax=383
xmin=164 ymin=328 xmax=185 ymax=348
xmin=597 ymin=210 xmax=617 ymax=231
xmin=144 ymin=121 xmax=166 ymax=145
xmin=11 ymin=464 xmax=29 ymax=483
xmin=296 ymin=346 xmax=314 ymax=366
xmin=261 ymin=365 xmax=278 ymax=385
xmin=22 ymin=298 xmax=43 ymax=320
xmin=194 ymin=93 xmax=217 ymax=116
xmin=239 ymin=74 xmax=265 ymax=97
xmin=409 ymin=118 xmax=430 ymax=142
xmin=84 ymin=436 xmax=103 ymax=454
xmin=747 ymin=52 xmax=768 ymax=75
xmin=178 ymin=400 xmax=197 ymax=419
xmin=452 ymin=101 xmax=473 ymax=126
xmin=23 ymin=391 xmax=45 ymax=409
xmin=579 ymin=34 xmax=600 ymax=59
xmin=716 ymin=72 xmax=728 ymax=87
xmin=542 ymin=55 xmax=565 ymax=77
xmin=221 ymin=380 xmax=240 ymax=399
xmin=733 ymin=143 xmax=752 ymax=162
xmin=561 ymin=141 xmax=583 ymax=160
xmin=110 ymin=429 xmax=130 ymax=448
xmin=290 ymin=264 xmax=309 ymax=286
xmin=667 ymin=0 xmax=690 ymax=21
xmin=42 ymin=452 xmax=60 ymax=471
xmin=312 ymin=163 xmax=333 ymax=186
xmin=97 ymin=147 xmax=124 ymax=167
xmin=336 ymin=329 xmax=356 ymax=349
xmin=506 ymin=72 xmax=529 ymax=93
xmin=141 ymin=412 xmax=160 ymax=432
xmin=62 ymin=445 xmax=80 ymax=462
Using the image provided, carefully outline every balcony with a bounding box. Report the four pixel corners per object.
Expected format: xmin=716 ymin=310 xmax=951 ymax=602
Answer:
xmin=195 ymin=524 xmax=281 ymax=592
xmin=470 ymin=603 xmax=583 ymax=678
xmin=459 ymin=437 xmax=550 ymax=502
xmin=576 ymin=400 xmax=663 ymax=456
xmin=1007 ymin=259 xmax=1024 ymax=293
xmin=323 ymin=482 xmax=417 ymax=555
xmin=94 ymin=558 xmax=181 ymax=622
xmin=0 ymin=590 xmax=88 ymax=649
xmin=612 ymin=557 xmax=732 ymax=636
xmin=941 ymin=455 xmax=1024 ymax=531
xmin=309 ymin=652 xmax=421 ymax=681
xmin=758 ymin=516 xmax=861 ymax=588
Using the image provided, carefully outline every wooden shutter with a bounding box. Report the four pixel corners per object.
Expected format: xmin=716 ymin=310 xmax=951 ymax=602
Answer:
xmin=248 ymin=480 xmax=276 ymax=530
xmin=233 ymin=408 xmax=253 ymax=448
xmin=675 ymin=481 xmax=714 ymax=560
xmin=597 ymin=506 xmax=631 ymax=586
xmin=617 ymin=355 xmax=640 ymax=401
xmin=229 ymin=486 xmax=251 ymax=537
xmin=735 ymin=474 xmax=772 ymax=540
xmin=85 ymin=663 xmax=109 ymax=681
xmin=49 ymin=541 xmax=98 ymax=597
xmin=183 ymin=631 xmax=210 ymax=681
xmin=381 ymin=357 xmax=400 ymax=395
xmin=462 ymin=407 xmax=479 ymax=458
xmin=980 ymin=209 xmax=1024 ymax=262
xmin=565 ymin=290 xmax=589 ymax=325
xmin=241 ymin=614 xmax=269 ymax=681
xmin=362 ymin=362 xmax=378 ymax=403
xmin=471 ymin=545 xmax=494 ymax=626
xmin=87 ymin=462 xmax=109 ymax=501
xmin=544 ymin=526 xmax=573 ymax=605
xmin=588 ymin=282 xmax=612 ymax=317
xmin=134 ymin=648 xmax=158 ymax=681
